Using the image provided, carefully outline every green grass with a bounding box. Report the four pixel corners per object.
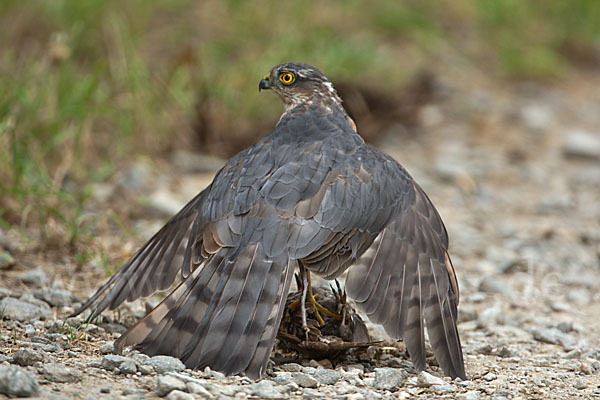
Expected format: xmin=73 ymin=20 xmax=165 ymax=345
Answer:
xmin=0 ymin=0 xmax=599 ymax=252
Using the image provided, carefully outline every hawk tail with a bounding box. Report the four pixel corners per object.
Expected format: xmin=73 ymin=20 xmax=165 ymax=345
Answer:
xmin=115 ymin=244 xmax=295 ymax=379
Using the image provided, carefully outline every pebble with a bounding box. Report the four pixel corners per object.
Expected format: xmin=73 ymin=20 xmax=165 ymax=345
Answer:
xmin=519 ymin=103 xmax=553 ymax=131
xmin=0 ymin=365 xmax=40 ymax=397
xmin=417 ymin=371 xmax=447 ymax=387
xmin=303 ymin=387 xmax=327 ymax=398
xmin=457 ymin=390 xmax=481 ymax=400
xmin=291 ymin=371 xmax=319 ymax=388
xmin=574 ymin=378 xmax=587 ymax=389
xmin=186 ymin=381 xmax=213 ymax=398
xmin=563 ymin=129 xmax=600 ymax=160
xmin=143 ymin=355 xmax=186 ymax=374
xmin=16 ymin=269 xmax=47 ymax=287
xmin=24 ymin=324 xmax=35 ymax=336
xmin=0 ymin=287 xmax=17 ymax=298
xmin=34 ymin=288 xmax=74 ymax=307
xmin=99 ymin=342 xmax=115 ymax=354
xmin=13 ymin=349 xmax=45 ymax=366
xmin=148 ymin=188 xmax=187 ymax=216
xmin=531 ymin=327 xmax=577 ymax=349
xmin=477 ymin=306 xmax=503 ymax=327
xmin=42 ymin=363 xmax=82 ymax=383
xmin=156 ymin=375 xmax=186 ymax=397
xmin=482 ymin=372 xmax=497 ymax=382
xmin=166 ymin=390 xmax=194 ymax=400
xmin=279 ymin=363 xmax=303 ymax=372
xmin=0 ymin=297 xmax=51 ymax=321
xmin=373 ymin=367 xmax=407 ymax=391
xmin=119 ymin=359 xmax=138 ymax=374
xmin=313 ymin=368 xmax=341 ymax=385
xmin=122 ymin=387 xmax=146 ymax=396
xmin=0 ymin=365 xmax=39 ymax=397
xmin=249 ymin=380 xmax=286 ymax=398
xmin=101 ymin=354 xmax=127 ymax=371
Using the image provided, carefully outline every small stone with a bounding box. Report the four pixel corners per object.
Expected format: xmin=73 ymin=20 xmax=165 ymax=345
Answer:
xmin=556 ymin=321 xmax=574 ymax=333
xmin=0 ymin=297 xmax=51 ymax=321
xmin=129 ymin=353 xmax=151 ymax=363
xmin=42 ymin=363 xmax=82 ymax=383
xmin=520 ymin=103 xmax=553 ymax=131
xmin=279 ymin=363 xmax=303 ymax=372
xmin=432 ymin=384 xmax=456 ymax=393
xmin=373 ymin=367 xmax=407 ymax=391
xmin=457 ymin=390 xmax=481 ymax=400
xmin=531 ymin=327 xmax=577 ymax=349
xmin=16 ymin=269 xmax=47 ymax=286
xmin=273 ymin=372 xmax=292 ymax=385
xmin=0 ymin=364 xmax=40 ymax=397
xmin=156 ymin=375 xmax=186 ymax=397
xmin=316 ymin=359 xmax=333 ymax=369
xmin=101 ymin=354 xmax=127 ymax=371
xmin=13 ymin=349 xmax=45 ymax=366
xmin=291 ymin=372 xmax=319 ymax=388
xmin=99 ymin=322 xmax=127 ymax=334
xmin=565 ymin=349 xmax=582 ymax=359
xmin=148 ymin=188 xmax=187 ymax=216
xmin=483 ymin=372 xmax=497 ymax=382
xmin=38 ymin=343 xmax=60 ymax=353
xmin=24 ymin=324 xmax=35 ymax=337
xmin=166 ymin=390 xmax=194 ymax=400
xmin=186 ymin=382 xmax=213 ymax=398
xmin=123 ymin=388 xmax=146 ymax=396
xmin=0 ymin=287 xmax=17 ymax=298
xmin=33 ymin=288 xmax=74 ymax=307
xmin=249 ymin=380 xmax=285 ymax=399
xmin=477 ymin=306 xmax=503 ymax=327
xmin=417 ymin=371 xmax=447 ymax=387
xmin=99 ymin=342 xmax=115 ymax=354
xmin=119 ymin=359 xmax=137 ymax=374
xmin=303 ymin=387 xmax=328 ymax=398
xmin=100 ymin=386 xmax=110 ymax=393
xmin=574 ymin=378 xmax=587 ymax=389
xmin=138 ymin=364 xmax=155 ymax=375
xmin=314 ymin=368 xmax=341 ymax=385
xmin=208 ymin=369 xmax=225 ymax=379
xmin=143 ymin=355 xmax=186 ymax=374
xmin=563 ymin=129 xmax=600 ymax=160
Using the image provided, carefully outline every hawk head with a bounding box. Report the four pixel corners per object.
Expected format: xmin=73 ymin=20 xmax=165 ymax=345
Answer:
xmin=259 ymin=62 xmax=342 ymax=111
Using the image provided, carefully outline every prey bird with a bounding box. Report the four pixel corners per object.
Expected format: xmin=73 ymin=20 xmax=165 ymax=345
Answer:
xmin=73 ymin=62 xmax=466 ymax=380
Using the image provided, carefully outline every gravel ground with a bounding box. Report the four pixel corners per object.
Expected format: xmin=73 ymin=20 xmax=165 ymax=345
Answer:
xmin=1 ymin=70 xmax=599 ymax=399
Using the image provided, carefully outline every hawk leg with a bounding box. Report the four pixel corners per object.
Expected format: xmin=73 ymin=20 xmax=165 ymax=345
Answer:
xmin=292 ymin=267 xmax=343 ymax=337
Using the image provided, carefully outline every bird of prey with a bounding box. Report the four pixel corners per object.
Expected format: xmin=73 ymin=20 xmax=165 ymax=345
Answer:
xmin=73 ymin=62 xmax=465 ymax=380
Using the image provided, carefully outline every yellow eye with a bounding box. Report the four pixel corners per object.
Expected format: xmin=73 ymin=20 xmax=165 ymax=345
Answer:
xmin=279 ymin=72 xmax=295 ymax=85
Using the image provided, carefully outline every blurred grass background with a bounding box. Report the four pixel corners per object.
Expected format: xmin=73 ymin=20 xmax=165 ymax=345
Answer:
xmin=1 ymin=0 xmax=599 ymax=254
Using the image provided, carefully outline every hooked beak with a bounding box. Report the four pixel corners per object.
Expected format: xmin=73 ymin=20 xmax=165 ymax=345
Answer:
xmin=258 ymin=74 xmax=271 ymax=92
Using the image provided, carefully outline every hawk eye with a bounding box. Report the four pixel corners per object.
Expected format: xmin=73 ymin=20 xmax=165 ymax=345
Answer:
xmin=279 ymin=72 xmax=295 ymax=85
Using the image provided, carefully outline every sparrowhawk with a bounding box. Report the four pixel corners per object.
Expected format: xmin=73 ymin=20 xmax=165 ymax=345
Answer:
xmin=73 ymin=62 xmax=466 ymax=380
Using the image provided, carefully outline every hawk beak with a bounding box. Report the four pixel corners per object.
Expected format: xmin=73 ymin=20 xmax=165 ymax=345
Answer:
xmin=259 ymin=75 xmax=271 ymax=92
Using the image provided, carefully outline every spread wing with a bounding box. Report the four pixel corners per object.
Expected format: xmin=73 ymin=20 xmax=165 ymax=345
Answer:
xmin=338 ymin=155 xmax=464 ymax=379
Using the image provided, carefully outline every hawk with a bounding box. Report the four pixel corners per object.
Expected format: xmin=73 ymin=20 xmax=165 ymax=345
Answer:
xmin=73 ymin=62 xmax=465 ymax=380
